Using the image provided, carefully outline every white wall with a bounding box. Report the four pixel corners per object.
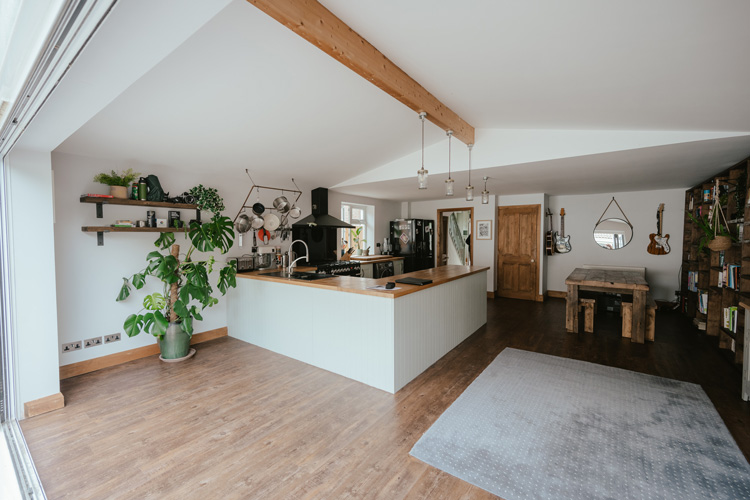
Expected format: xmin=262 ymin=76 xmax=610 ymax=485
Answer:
xmin=406 ymin=196 xmax=497 ymax=292
xmin=328 ymin=190 xmax=401 ymax=255
xmin=5 ymin=148 xmax=60 ymax=416
xmin=51 ymin=152 xmax=313 ymax=367
xmin=546 ymin=189 xmax=685 ymax=300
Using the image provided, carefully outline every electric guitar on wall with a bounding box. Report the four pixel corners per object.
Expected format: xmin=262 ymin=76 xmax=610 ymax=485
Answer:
xmin=647 ymin=203 xmax=671 ymax=255
xmin=545 ymin=208 xmax=555 ymax=256
xmin=554 ymin=208 xmax=572 ymax=253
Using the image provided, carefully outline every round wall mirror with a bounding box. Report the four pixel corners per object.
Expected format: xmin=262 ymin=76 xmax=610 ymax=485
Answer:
xmin=593 ymin=218 xmax=633 ymax=250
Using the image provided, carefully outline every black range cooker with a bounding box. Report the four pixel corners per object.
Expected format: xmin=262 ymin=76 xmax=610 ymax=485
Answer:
xmin=317 ymin=260 xmax=362 ymax=277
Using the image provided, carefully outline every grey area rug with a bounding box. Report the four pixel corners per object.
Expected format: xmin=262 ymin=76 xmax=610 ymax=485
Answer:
xmin=410 ymin=348 xmax=750 ymax=500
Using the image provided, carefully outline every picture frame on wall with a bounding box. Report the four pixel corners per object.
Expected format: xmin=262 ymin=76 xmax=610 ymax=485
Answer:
xmin=476 ymin=220 xmax=492 ymax=240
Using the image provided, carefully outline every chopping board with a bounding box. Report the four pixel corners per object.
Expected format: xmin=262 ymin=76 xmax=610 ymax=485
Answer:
xmin=351 ymin=255 xmax=391 ymax=260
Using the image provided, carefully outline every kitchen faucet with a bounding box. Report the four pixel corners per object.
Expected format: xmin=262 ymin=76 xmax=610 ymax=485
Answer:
xmin=287 ymin=239 xmax=309 ymax=274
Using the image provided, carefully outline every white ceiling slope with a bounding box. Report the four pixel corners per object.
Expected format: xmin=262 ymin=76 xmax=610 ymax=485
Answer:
xmin=19 ymin=0 xmax=233 ymax=152
xmin=44 ymin=0 xmax=750 ymax=199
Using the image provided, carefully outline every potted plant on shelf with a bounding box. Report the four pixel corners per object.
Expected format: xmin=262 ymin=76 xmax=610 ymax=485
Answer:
xmin=350 ymin=227 xmax=366 ymax=256
xmin=116 ymin=190 xmax=237 ymax=360
xmin=93 ymin=168 xmax=140 ymax=199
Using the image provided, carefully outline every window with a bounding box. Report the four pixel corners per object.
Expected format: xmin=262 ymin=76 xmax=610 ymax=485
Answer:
xmin=341 ymin=202 xmax=373 ymax=254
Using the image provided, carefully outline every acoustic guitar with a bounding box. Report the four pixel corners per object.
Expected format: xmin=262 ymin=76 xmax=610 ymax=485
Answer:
xmin=545 ymin=208 xmax=555 ymax=256
xmin=554 ymin=208 xmax=572 ymax=253
xmin=647 ymin=203 xmax=670 ymax=255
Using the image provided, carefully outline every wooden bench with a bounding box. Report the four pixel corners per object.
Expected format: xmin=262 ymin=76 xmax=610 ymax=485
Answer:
xmin=579 ymin=298 xmax=596 ymax=333
xmin=622 ymin=293 xmax=657 ymax=341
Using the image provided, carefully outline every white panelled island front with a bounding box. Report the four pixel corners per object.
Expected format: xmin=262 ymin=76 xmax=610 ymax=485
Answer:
xmin=227 ymin=265 xmax=488 ymax=393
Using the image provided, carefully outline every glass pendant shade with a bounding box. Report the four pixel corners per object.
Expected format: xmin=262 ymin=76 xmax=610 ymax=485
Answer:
xmin=481 ymin=190 xmax=489 ymax=204
xmin=417 ymin=112 xmax=428 ymax=190
xmin=417 ymin=167 xmax=428 ymax=189
xmin=466 ymin=185 xmax=474 ymax=201
xmin=445 ymin=178 xmax=454 ymax=196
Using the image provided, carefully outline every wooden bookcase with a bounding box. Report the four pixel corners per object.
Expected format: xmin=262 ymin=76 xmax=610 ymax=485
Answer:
xmin=681 ymin=158 xmax=749 ymax=365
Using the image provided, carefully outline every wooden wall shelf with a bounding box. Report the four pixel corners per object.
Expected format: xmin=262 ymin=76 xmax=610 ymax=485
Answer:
xmin=81 ymin=195 xmax=198 ymax=245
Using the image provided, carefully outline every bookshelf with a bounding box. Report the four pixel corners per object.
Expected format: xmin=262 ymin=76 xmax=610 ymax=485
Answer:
xmin=681 ymin=157 xmax=749 ymax=365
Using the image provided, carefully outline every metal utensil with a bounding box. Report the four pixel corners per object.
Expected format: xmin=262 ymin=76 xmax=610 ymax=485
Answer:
xmin=236 ymin=214 xmax=252 ymax=233
xmin=288 ymin=205 xmax=301 ymax=219
xmin=249 ymin=213 xmax=264 ymax=229
xmin=252 ymin=202 xmax=265 ymax=216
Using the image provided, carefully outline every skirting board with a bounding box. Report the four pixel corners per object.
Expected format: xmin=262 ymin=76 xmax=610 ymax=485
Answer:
xmin=59 ymin=327 xmax=227 ymax=380
xmin=24 ymin=392 xmax=64 ymax=418
xmin=487 ymin=291 xmax=495 ymax=299
xmin=546 ymin=290 xmax=566 ymax=299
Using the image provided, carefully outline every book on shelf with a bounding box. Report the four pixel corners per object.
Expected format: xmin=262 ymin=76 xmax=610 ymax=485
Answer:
xmin=721 ymin=264 xmax=740 ymax=289
xmin=83 ymin=193 xmax=114 ymax=198
xmin=698 ymin=290 xmax=709 ymax=314
xmin=722 ymin=306 xmax=739 ymax=332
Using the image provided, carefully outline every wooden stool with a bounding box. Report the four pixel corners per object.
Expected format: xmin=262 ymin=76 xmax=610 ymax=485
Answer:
xmin=622 ymin=301 xmax=633 ymax=338
xmin=579 ymin=298 xmax=596 ymax=333
xmin=621 ymin=296 xmax=657 ymax=341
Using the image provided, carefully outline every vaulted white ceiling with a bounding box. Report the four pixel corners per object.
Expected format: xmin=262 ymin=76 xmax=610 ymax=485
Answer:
xmin=31 ymin=0 xmax=750 ymax=199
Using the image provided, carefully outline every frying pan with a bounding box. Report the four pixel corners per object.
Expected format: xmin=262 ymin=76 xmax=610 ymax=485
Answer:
xmin=288 ymin=205 xmax=301 ymax=219
xmin=249 ymin=213 xmax=264 ymax=230
xmin=252 ymin=202 xmax=265 ymax=216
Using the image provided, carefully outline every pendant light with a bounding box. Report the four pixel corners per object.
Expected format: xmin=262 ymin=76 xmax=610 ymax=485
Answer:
xmin=481 ymin=176 xmax=489 ymax=204
xmin=465 ymin=143 xmax=474 ymax=201
xmin=445 ymin=130 xmax=454 ymax=196
xmin=417 ymin=112 xmax=428 ymax=189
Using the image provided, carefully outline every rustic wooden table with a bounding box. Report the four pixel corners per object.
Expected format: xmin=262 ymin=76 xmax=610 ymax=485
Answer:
xmin=565 ymin=267 xmax=650 ymax=343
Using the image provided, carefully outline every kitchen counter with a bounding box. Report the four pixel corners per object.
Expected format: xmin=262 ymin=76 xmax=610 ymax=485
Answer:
xmin=350 ymin=255 xmax=404 ymax=264
xmin=228 ymin=265 xmax=488 ymax=393
xmin=236 ymin=265 xmax=488 ymax=298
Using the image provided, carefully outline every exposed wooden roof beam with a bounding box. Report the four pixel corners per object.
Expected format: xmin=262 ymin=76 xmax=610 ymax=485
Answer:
xmin=247 ymin=0 xmax=475 ymax=145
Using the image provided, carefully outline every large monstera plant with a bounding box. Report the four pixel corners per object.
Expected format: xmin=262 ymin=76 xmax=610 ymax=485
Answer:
xmin=116 ymin=213 xmax=237 ymax=339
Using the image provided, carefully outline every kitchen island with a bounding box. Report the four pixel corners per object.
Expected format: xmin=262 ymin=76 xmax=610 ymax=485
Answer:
xmin=227 ymin=265 xmax=488 ymax=393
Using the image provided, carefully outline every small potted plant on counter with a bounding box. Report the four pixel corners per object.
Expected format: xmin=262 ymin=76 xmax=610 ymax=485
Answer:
xmin=116 ymin=190 xmax=237 ymax=361
xmin=93 ymin=168 xmax=140 ymax=199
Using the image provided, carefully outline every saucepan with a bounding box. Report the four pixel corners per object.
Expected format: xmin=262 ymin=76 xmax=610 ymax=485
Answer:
xmin=273 ymin=196 xmax=290 ymax=213
xmin=252 ymin=202 xmax=265 ymax=216
xmin=235 ymin=214 xmax=252 ymax=233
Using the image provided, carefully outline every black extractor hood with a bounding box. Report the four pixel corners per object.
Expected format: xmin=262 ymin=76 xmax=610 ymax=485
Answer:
xmin=292 ymin=188 xmax=354 ymax=228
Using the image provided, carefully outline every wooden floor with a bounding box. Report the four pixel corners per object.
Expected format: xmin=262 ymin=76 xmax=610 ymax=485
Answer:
xmin=21 ymin=298 xmax=750 ymax=499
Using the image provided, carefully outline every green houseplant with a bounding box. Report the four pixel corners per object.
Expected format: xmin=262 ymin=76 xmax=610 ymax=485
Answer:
xmin=93 ymin=168 xmax=140 ymax=199
xmin=686 ymin=205 xmax=736 ymax=254
xmin=116 ymin=196 xmax=237 ymax=360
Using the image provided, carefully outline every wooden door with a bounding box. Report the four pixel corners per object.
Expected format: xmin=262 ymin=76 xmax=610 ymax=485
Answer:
xmin=497 ymin=205 xmax=540 ymax=300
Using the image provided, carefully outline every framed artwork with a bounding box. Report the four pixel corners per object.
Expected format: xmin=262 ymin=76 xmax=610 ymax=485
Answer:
xmin=476 ymin=220 xmax=492 ymax=240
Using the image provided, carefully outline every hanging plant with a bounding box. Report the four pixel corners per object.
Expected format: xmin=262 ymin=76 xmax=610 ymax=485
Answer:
xmin=189 ymin=185 xmax=225 ymax=214
xmin=686 ymin=203 xmax=736 ymax=254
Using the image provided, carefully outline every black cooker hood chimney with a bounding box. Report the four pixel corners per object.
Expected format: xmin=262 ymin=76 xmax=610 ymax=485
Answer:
xmin=292 ymin=187 xmax=354 ymax=228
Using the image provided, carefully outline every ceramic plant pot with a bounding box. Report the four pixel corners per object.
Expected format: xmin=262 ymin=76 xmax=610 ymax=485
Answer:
xmin=158 ymin=322 xmax=191 ymax=360
xmin=110 ymin=185 xmax=128 ymax=199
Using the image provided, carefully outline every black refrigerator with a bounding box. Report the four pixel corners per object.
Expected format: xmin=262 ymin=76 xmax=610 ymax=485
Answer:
xmin=390 ymin=219 xmax=434 ymax=273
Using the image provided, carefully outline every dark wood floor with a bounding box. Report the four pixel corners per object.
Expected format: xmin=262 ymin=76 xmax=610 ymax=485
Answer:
xmin=21 ymin=298 xmax=750 ymax=499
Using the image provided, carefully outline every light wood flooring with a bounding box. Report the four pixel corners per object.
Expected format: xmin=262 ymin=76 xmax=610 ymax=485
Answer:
xmin=21 ymin=298 xmax=750 ymax=499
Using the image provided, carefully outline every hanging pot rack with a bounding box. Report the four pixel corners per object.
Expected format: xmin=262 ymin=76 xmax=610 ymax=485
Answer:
xmin=233 ymin=169 xmax=302 ymax=223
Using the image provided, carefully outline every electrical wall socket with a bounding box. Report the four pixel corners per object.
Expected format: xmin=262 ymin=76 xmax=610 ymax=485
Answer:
xmin=62 ymin=341 xmax=82 ymax=353
xmin=84 ymin=336 xmax=102 ymax=348
xmin=104 ymin=333 xmax=121 ymax=344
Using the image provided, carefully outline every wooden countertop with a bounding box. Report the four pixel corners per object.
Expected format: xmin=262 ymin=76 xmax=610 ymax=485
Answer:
xmin=349 ymin=256 xmax=404 ymax=264
xmin=237 ymin=265 xmax=489 ymax=298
